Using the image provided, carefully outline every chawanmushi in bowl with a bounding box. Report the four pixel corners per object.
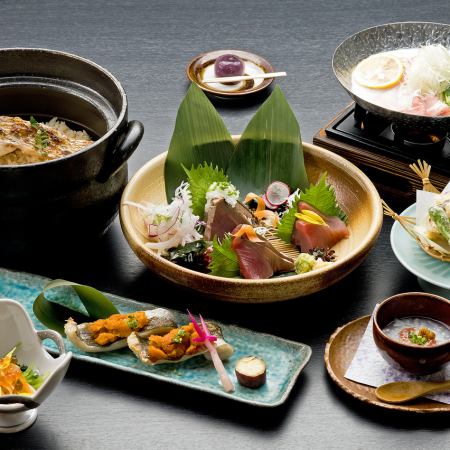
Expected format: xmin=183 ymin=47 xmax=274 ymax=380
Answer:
xmin=0 ymin=48 xmax=144 ymax=257
xmin=373 ymin=292 xmax=450 ymax=374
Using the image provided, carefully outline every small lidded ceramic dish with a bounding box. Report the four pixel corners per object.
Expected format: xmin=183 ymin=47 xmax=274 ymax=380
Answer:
xmin=0 ymin=299 xmax=72 ymax=433
xmin=373 ymin=292 xmax=450 ymax=375
xmin=186 ymin=49 xmax=275 ymax=97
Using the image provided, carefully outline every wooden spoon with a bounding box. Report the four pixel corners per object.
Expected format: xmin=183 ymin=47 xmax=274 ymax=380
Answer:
xmin=375 ymin=380 xmax=450 ymax=404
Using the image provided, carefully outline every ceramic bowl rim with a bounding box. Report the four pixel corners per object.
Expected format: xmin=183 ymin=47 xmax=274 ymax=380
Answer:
xmin=120 ymin=141 xmax=383 ymax=286
xmin=186 ymin=49 xmax=275 ymax=97
xmin=373 ymin=291 xmax=450 ymax=350
xmin=0 ymin=47 xmax=127 ymax=169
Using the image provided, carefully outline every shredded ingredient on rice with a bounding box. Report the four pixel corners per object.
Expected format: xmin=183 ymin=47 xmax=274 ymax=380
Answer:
xmin=0 ymin=116 xmax=92 ymax=165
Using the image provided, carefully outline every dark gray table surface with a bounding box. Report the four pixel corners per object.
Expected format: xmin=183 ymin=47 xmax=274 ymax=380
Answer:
xmin=2 ymin=1 xmax=450 ymax=449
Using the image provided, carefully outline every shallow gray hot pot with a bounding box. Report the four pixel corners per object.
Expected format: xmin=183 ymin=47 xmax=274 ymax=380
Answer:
xmin=333 ymin=22 xmax=450 ymax=131
xmin=0 ymin=48 xmax=144 ymax=256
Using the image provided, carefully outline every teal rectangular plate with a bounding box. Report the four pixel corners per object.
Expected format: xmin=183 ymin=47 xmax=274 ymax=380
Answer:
xmin=0 ymin=268 xmax=311 ymax=407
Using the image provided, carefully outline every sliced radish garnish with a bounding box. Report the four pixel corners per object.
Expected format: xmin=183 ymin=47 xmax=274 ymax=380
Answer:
xmin=262 ymin=194 xmax=278 ymax=210
xmin=266 ymin=181 xmax=290 ymax=206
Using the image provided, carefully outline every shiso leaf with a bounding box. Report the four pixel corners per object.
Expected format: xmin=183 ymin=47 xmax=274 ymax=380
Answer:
xmin=301 ymin=173 xmax=348 ymax=222
xmin=33 ymin=279 xmax=119 ymax=335
xmin=208 ymin=235 xmax=240 ymax=278
xmin=164 ymin=83 xmax=235 ymax=200
xmin=183 ymin=162 xmax=228 ymax=217
xmin=227 ymin=86 xmax=308 ymax=195
xmin=277 ymin=194 xmax=301 ymax=243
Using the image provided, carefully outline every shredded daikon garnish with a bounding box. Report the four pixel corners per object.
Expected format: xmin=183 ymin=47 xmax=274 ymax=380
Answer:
xmin=406 ymin=44 xmax=450 ymax=95
xmin=125 ymin=182 xmax=201 ymax=255
xmin=204 ymin=181 xmax=239 ymax=214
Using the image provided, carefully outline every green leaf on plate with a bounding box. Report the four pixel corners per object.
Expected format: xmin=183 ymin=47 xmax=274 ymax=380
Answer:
xmin=33 ymin=279 xmax=120 ymax=335
xmin=227 ymin=86 xmax=308 ymax=195
xmin=183 ymin=162 xmax=228 ymax=217
xmin=301 ymin=173 xmax=348 ymax=222
xmin=164 ymin=83 xmax=235 ymax=200
xmin=277 ymin=194 xmax=301 ymax=243
xmin=208 ymin=234 xmax=240 ymax=278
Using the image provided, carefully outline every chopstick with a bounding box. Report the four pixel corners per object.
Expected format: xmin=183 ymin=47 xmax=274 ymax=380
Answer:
xmin=203 ymin=71 xmax=287 ymax=83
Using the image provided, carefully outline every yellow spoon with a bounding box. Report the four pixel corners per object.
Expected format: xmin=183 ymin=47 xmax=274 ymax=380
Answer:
xmin=375 ymin=380 xmax=450 ymax=404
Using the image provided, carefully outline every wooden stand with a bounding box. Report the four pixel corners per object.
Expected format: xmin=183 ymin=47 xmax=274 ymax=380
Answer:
xmin=313 ymin=106 xmax=449 ymax=208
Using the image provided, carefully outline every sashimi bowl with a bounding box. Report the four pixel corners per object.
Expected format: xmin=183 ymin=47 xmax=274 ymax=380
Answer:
xmin=120 ymin=141 xmax=383 ymax=303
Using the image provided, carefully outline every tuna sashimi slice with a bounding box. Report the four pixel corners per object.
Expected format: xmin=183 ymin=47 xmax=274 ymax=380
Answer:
xmin=231 ymin=225 xmax=294 ymax=279
xmin=232 ymin=238 xmax=275 ymax=279
xmin=292 ymin=202 xmax=349 ymax=252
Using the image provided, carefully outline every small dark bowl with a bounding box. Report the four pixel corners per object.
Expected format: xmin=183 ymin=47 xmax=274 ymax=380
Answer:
xmin=373 ymin=292 xmax=450 ymax=375
xmin=0 ymin=48 xmax=144 ymax=257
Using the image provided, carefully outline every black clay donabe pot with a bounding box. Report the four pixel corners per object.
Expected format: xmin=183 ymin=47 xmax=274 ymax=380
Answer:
xmin=0 ymin=48 xmax=144 ymax=257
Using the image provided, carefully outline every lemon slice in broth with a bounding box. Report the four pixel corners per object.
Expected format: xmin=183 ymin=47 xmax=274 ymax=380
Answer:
xmin=353 ymin=54 xmax=404 ymax=89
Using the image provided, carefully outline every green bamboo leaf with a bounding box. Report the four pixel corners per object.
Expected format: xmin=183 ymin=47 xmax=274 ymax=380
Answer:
xmin=33 ymin=279 xmax=120 ymax=335
xmin=164 ymin=83 xmax=235 ymax=199
xmin=227 ymin=86 xmax=308 ymax=195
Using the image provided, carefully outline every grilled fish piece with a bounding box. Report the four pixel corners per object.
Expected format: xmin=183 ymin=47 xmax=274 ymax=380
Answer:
xmin=0 ymin=116 xmax=92 ymax=165
xmin=64 ymin=308 xmax=177 ymax=353
xmin=204 ymin=198 xmax=255 ymax=241
xmin=128 ymin=321 xmax=234 ymax=365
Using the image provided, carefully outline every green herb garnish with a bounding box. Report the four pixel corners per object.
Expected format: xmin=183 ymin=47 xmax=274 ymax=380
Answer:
xmin=21 ymin=365 xmax=45 ymax=390
xmin=443 ymin=86 xmax=450 ymax=106
xmin=301 ymin=173 xmax=348 ymax=222
xmin=183 ymin=163 xmax=229 ymax=217
xmin=277 ymin=194 xmax=301 ymax=243
xmin=408 ymin=332 xmax=428 ymax=346
xmin=208 ymin=234 xmax=240 ymax=278
xmin=126 ymin=315 xmax=139 ymax=329
xmin=171 ymin=329 xmax=186 ymax=344
xmin=30 ymin=116 xmax=50 ymax=152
